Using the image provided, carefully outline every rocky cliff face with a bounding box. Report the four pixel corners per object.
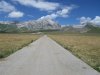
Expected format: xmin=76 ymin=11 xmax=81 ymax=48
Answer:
xmin=17 ymin=18 xmax=61 ymax=31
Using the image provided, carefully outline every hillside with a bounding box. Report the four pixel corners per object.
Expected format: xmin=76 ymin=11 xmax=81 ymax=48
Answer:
xmin=17 ymin=18 xmax=61 ymax=31
xmin=61 ymin=23 xmax=100 ymax=33
xmin=0 ymin=20 xmax=100 ymax=33
xmin=0 ymin=19 xmax=61 ymax=33
xmin=85 ymin=23 xmax=100 ymax=33
xmin=0 ymin=23 xmax=18 ymax=33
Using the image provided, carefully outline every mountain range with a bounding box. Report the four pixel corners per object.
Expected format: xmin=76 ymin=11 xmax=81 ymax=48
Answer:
xmin=0 ymin=19 xmax=100 ymax=33
xmin=62 ymin=22 xmax=100 ymax=33
xmin=17 ymin=18 xmax=61 ymax=31
xmin=0 ymin=19 xmax=61 ymax=32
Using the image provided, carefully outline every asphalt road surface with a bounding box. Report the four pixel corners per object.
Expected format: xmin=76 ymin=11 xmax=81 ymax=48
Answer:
xmin=0 ymin=35 xmax=99 ymax=75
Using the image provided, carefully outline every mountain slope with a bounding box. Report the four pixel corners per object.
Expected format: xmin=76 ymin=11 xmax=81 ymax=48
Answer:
xmin=61 ymin=23 xmax=100 ymax=33
xmin=17 ymin=18 xmax=61 ymax=31
xmin=0 ymin=23 xmax=18 ymax=33
xmin=85 ymin=23 xmax=100 ymax=33
xmin=61 ymin=25 xmax=88 ymax=33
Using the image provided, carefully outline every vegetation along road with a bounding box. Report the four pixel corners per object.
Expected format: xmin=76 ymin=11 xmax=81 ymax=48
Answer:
xmin=0 ymin=35 xmax=99 ymax=75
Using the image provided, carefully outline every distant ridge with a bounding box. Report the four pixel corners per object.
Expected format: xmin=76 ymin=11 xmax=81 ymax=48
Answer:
xmin=0 ymin=20 xmax=100 ymax=33
xmin=0 ymin=18 xmax=61 ymax=33
xmin=17 ymin=18 xmax=61 ymax=31
xmin=61 ymin=22 xmax=100 ymax=33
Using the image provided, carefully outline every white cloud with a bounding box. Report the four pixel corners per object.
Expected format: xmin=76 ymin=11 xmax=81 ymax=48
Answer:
xmin=79 ymin=16 xmax=100 ymax=25
xmin=91 ymin=16 xmax=100 ymax=25
xmin=13 ymin=0 xmax=59 ymax=11
xmin=56 ymin=7 xmax=72 ymax=18
xmin=40 ymin=13 xmax=57 ymax=19
xmin=0 ymin=1 xmax=16 ymax=12
xmin=80 ymin=17 xmax=91 ymax=24
xmin=0 ymin=1 xmax=24 ymax=18
xmin=8 ymin=11 xmax=24 ymax=18
xmin=39 ymin=5 xmax=75 ymax=20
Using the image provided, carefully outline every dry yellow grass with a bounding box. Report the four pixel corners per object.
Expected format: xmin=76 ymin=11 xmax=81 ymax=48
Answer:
xmin=49 ymin=34 xmax=100 ymax=72
xmin=0 ymin=34 xmax=40 ymax=58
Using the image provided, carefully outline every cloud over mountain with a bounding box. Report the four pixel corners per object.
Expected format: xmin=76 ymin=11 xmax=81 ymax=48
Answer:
xmin=8 ymin=11 xmax=24 ymax=18
xmin=0 ymin=1 xmax=24 ymax=18
xmin=0 ymin=0 xmax=77 ymax=20
xmin=13 ymin=0 xmax=59 ymax=11
xmin=0 ymin=1 xmax=16 ymax=12
xmin=39 ymin=5 xmax=76 ymax=20
xmin=79 ymin=16 xmax=100 ymax=25
xmin=12 ymin=0 xmax=77 ymax=19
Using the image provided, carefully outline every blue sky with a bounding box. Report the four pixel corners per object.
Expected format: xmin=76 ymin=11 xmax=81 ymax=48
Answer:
xmin=0 ymin=0 xmax=100 ymax=25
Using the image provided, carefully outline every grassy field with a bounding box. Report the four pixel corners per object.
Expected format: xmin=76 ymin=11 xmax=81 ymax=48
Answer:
xmin=49 ymin=34 xmax=100 ymax=72
xmin=0 ymin=33 xmax=41 ymax=58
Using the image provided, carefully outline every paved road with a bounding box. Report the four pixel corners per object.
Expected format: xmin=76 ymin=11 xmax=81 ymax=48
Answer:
xmin=0 ymin=35 xmax=99 ymax=75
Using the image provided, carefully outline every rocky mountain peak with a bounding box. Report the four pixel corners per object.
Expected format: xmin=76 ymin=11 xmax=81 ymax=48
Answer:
xmin=16 ymin=18 xmax=61 ymax=31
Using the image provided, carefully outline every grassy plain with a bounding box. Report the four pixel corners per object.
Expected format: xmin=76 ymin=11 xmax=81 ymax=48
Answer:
xmin=49 ymin=33 xmax=100 ymax=72
xmin=0 ymin=33 xmax=40 ymax=58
